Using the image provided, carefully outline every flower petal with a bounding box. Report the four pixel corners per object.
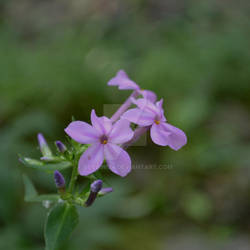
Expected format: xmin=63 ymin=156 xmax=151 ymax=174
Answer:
xmin=122 ymin=108 xmax=155 ymax=126
xmin=109 ymin=119 xmax=134 ymax=144
xmin=65 ymin=121 xmax=99 ymax=144
xmin=140 ymin=90 xmax=157 ymax=103
xmin=107 ymin=70 xmax=139 ymax=90
xmin=78 ymin=143 xmax=104 ymax=176
xmin=156 ymin=99 xmax=166 ymax=122
xmin=150 ymin=122 xmax=187 ymax=150
xmin=91 ymin=109 xmax=112 ymax=135
xmin=150 ymin=123 xmax=171 ymax=146
xmin=132 ymin=98 xmax=160 ymax=116
xmin=161 ymin=123 xmax=187 ymax=150
xmin=104 ymin=143 xmax=131 ymax=177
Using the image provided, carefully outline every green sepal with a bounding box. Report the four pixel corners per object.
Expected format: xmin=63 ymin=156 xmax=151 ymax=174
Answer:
xmin=19 ymin=155 xmax=72 ymax=172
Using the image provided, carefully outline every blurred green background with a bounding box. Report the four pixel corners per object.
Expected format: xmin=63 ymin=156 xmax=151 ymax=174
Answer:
xmin=0 ymin=0 xmax=250 ymax=249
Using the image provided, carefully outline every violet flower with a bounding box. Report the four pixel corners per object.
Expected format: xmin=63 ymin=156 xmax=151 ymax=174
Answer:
xmin=122 ymin=98 xmax=187 ymax=150
xmin=65 ymin=110 xmax=134 ymax=177
xmin=108 ymin=70 xmax=157 ymax=102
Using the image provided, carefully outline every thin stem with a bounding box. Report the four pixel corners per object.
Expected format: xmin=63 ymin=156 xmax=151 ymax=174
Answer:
xmin=111 ymin=90 xmax=139 ymax=122
xmin=122 ymin=126 xmax=150 ymax=149
xmin=68 ymin=160 xmax=79 ymax=193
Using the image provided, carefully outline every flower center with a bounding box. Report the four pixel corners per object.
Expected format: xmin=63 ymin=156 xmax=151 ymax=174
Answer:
xmin=100 ymin=135 xmax=108 ymax=144
xmin=155 ymin=120 xmax=160 ymax=125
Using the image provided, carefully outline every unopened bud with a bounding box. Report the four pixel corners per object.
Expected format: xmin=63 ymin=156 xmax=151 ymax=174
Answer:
xmin=37 ymin=133 xmax=52 ymax=157
xmin=90 ymin=180 xmax=103 ymax=193
xmin=54 ymin=170 xmax=65 ymax=191
xmin=85 ymin=180 xmax=103 ymax=207
xmin=55 ymin=141 xmax=67 ymax=153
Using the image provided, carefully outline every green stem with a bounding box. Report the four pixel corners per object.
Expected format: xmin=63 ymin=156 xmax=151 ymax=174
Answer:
xmin=68 ymin=160 xmax=78 ymax=193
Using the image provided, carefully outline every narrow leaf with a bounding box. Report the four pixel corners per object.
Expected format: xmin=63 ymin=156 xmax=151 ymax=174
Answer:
xmin=45 ymin=203 xmax=79 ymax=250
xmin=30 ymin=194 xmax=60 ymax=202
xmin=20 ymin=156 xmax=72 ymax=172
xmin=23 ymin=174 xmax=60 ymax=202
xmin=23 ymin=174 xmax=38 ymax=201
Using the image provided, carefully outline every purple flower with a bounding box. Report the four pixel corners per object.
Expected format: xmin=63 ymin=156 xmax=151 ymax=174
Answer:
xmin=54 ymin=170 xmax=65 ymax=189
xmin=122 ymin=98 xmax=187 ymax=150
xmin=107 ymin=70 xmax=157 ymax=102
xmin=65 ymin=110 xmax=134 ymax=177
xmin=37 ymin=133 xmax=52 ymax=157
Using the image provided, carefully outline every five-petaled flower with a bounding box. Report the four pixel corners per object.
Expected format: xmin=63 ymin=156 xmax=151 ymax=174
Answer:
xmin=122 ymin=98 xmax=187 ymax=150
xmin=108 ymin=70 xmax=157 ymax=102
xmin=65 ymin=110 xmax=134 ymax=177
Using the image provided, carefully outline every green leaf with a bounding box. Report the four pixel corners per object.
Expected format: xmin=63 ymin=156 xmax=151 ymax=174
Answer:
xmin=23 ymin=174 xmax=38 ymax=202
xmin=31 ymin=194 xmax=60 ymax=202
xmin=20 ymin=156 xmax=72 ymax=172
xmin=23 ymin=174 xmax=60 ymax=202
xmin=45 ymin=203 xmax=79 ymax=250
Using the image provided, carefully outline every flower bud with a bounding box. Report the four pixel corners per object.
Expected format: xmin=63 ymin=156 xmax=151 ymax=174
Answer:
xmin=54 ymin=170 xmax=65 ymax=191
xmin=37 ymin=133 xmax=52 ymax=157
xmin=85 ymin=180 xmax=103 ymax=207
xmin=90 ymin=180 xmax=103 ymax=193
xmin=55 ymin=141 xmax=67 ymax=153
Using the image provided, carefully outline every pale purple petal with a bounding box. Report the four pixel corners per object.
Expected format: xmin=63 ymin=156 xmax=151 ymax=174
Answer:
xmin=156 ymin=99 xmax=163 ymax=109
xmin=150 ymin=123 xmax=171 ymax=146
xmin=121 ymin=108 xmax=155 ymax=126
xmin=91 ymin=110 xmax=112 ymax=135
xmin=78 ymin=143 xmax=104 ymax=176
xmin=150 ymin=122 xmax=187 ymax=150
xmin=161 ymin=123 xmax=187 ymax=150
xmin=65 ymin=121 xmax=100 ymax=144
xmin=156 ymin=99 xmax=167 ymax=122
xmin=140 ymin=90 xmax=157 ymax=103
xmin=132 ymin=98 xmax=160 ymax=116
xmin=104 ymin=143 xmax=131 ymax=177
xmin=99 ymin=187 xmax=113 ymax=195
xmin=109 ymin=119 xmax=134 ymax=144
xmin=107 ymin=70 xmax=139 ymax=90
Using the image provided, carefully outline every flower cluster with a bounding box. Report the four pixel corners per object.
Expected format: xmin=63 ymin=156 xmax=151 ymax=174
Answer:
xmin=65 ymin=70 xmax=187 ymax=177
xmin=20 ymin=70 xmax=187 ymax=248
xmin=20 ymin=69 xmax=187 ymax=208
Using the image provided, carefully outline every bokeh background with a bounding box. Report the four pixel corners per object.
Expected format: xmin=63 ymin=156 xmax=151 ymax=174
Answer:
xmin=0 ymin=0 xmax=250 ymax=249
